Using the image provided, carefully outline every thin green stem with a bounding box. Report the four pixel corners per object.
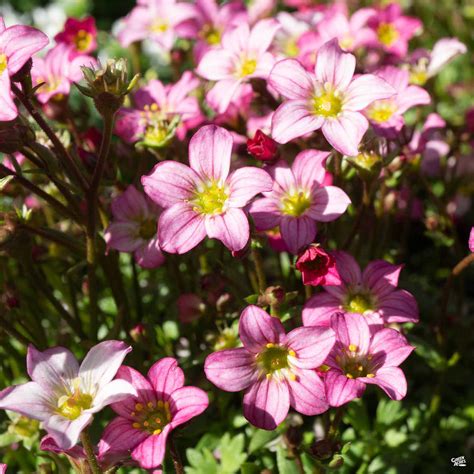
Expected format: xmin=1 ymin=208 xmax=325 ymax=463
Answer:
xmin=80 ymin=430 xmax=102 ymax=474
xmin=251 ymin=245 xmax=266 ymax=293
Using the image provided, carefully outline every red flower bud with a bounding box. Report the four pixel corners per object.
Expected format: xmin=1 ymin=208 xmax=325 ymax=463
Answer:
xmin=247 ymin=129 xmax=278 ymax=161
xmin=295 ymin=245 xmax=341 ymax=287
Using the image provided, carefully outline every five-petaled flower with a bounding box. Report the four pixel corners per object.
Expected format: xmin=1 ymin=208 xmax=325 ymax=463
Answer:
xmin=204 ymin=305 xmax=336 ymax=430
xmin=54 ymin=16 xmax=97 ymax=54
xmin=142 ymin=124 xmax=273 ymax=254
xmin=303 ymin=251 xmax=419 ymax=327
xmin=296 ymin=245 xmax=342 ymax=286
xmin=0 ymin=341 xmax=136 ymax=450
xmin=98 ymin=358 xmax=208 ymax=470
xmin=269 ymin=38 xmax=395 ymax=156
xmin=323 ymin=313 xmax=414 ymax=406
xmin=249 ymin=149 xmax=350 ymax=254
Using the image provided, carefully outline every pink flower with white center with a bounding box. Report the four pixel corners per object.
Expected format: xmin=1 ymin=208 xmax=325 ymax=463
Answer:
xmin=365 ymin=3 xmax=422 ymax=57
xmin=0 ymin=341 xmax=136 ymax=450
xmin=364 ymin=66 xmax=430 ymax=138
xmin=98 ymin=358 xmax=208 ymax=470
xmin=269 ymin=39 xmax=395 ymax=155
xmin=104 ymin=185 xmax=165 ymax=269
xmin=0 ymin=17 xmax=48 ymax=121
xmin=204 ymin=305 xmax=335 ymax=430
xmin=54 ymin=16 xmax=97 ymax=54
xmin=302 ymin=251 xmax=419 ymax=327
xmin=117 ymin=0 xmax=196 ymax=50
xmin=249 ymin=150 xmax=351 ymax=254
xmin=324 ymin=313 xmax=414 ymax=406
xmin=115 ymin=73 xmax=203 ymax=146
xmin=31 ymin=44 xmax=95 ymax=104
xmin=141 ymin=125 xmax=273 ymax=254
xmin=197 ymin=19 xmax=280 ymax=113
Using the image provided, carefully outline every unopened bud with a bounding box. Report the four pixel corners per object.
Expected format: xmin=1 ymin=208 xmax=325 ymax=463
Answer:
xmin=247 ymin=129 xmax=278 ymax=161
xmin=0 ymin=119 xmax=35 ymax=154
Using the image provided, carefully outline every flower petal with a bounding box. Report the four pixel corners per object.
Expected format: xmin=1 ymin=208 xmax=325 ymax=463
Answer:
xmin=330 ymin=313 xmax=371 ymax=354
xmin=158 ymin=203 xmax=207 ymax=254
xmin=43 ymin=413 xmax=92 ymax=450
xmin=132 ymin=425 xmax=172 ymax=469
xmin=248 ymin=19 xmax=280 ymax=55
xmin=280 ymin=215 xmax=317 ymax=255
xmin=169 ymin=386 xmax=209 ymax=427
xmin=332 ymin=251 xmax=362 ymax=286
xmin=0 ymin=382 xmax=52 ymax=420
xmin=343 ymin=74 xmax=395 ymax=111
xmin=268 ymin=58 xmax=315 ymax=100
xmin=369 ymin=328 xmax=414 ymax=367
xmin=291 ymin=149 xmax=330 ymax=189
xmin=89 ymin=379 xmax=137 ymax=413
xmin=243 ymin=377 xmax=290 ymax=430
xmin=362 ymin=260 xmax=403 ymax=298
xmin=288 ymin=368 xmax=329 ymax=415
xmin=196 ymin=48 xmax=235 ymax=81
xmin=249 ymin=197 xmax=281 ymax=231
xmin=0 ymin=71 xmax=18 ymax=121
xmin=104 ymin=222 xmax=142 ymax=253
xmin=204 ymin=347 xmax=257 ymax=392
xmin=397 ymin=85 xmax=430 ymax=114
xmin=308 ymin=186 xmax=351 ymax=222
xmin=377 ymin=289 xmax=419 ymax=323
xmin=134 ymin=238 xmax=166 ymax=269
xmin=148 ymin=358 xmax=184 ymax=399
xmin=361 ymin=366 xmax=407 ymax=400
xmin=302 ymin=292 xmax=342 ymax=327
xmin=189 ymin=124 xmax=232 ymax=182
xmin=111 ymin=185 xmax=150 ymax=221
xmin=325 ymin=370 xmax=365 ymax=406
xmin=239 ymin=305 xmax=285 ymax=353
xmin=205 ymin=208 xmax=249 ymax=252
xmin=226 ymin=167 xmax=273 ymax=208
xmin=321 ymin=112 xmax=368 ymax=156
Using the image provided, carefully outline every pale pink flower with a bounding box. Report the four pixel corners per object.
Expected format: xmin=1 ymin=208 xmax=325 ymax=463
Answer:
xmin=247 ymin=0 xmax=277 ymax=24
xmin=0 ymin=17 xmax=48 ymax=121
xmin=365 ymin=66 xmax=430 ymax=138
xmin=115 ymin=72 xmax=203 ymax=145
xmin=323 ymin=313 xmax=414 ymax=406
xmin=197 ymin=19 xmax=280 ymax=113
xmin=469 ymin=227 xmax=474 ymax=253
xmin=104 ymin=185 xmax=165 ymax=269
xmin=0 ymin=464 xmax=5 ymax=474
xmin=269 ymin=39 xmax=395 ymax=155
xmin=141 ymin=125 xmax=273 ymax=254
xmin=31 ymin=44 xmax=95 ymax=104
xmin=302 ymin=251 xmax=419 ymax=327
xmin=117 ymin=0 xmax=196 ymax=50
xmin=54 ymin=16 xmax=97 ymax=54
xmin=98 ymin=358 xmax=208 ymax=470
xmin=205 ymin=305 xmax=335 ymax=430
xmin=0 ymin=342 xmax=136 ymax=450
xmin=249 ymin=150 xmax=350 ymax=254
xmin=273 ymin=12 xmax=310 ymax=59
xmin=365 ymin=3 xmax=422 ymax=57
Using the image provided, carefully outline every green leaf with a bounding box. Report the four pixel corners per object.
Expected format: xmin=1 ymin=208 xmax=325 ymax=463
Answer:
xmin=376 ymin=399 xmax=407 ymax=427
xmin=220 ymin=433 xmax=247 ymax=473
xmin=248 ymin=429 xmax=279 ymax=454
xmin=276 ymin=446 xmax=300 ymax=474
xmin=185 ymin=448 xmax=219 ymax=474
xmin=344 ymin=399 xmax=371 ymax=433
xmin=0 ymin=175 xmax=14 ymax=190
xmin=241 ymin=463 xmax=260 ymax=474
xmin=384 ymin=428 xmax=407 ymax=447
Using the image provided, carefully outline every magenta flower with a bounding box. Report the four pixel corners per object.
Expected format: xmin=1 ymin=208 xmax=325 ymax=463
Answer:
xmin=303 ymin=251 xmax=419 ymax=327
xmin=296 ymin=244 xmax=342 ymax=286
xmin=205 ymin=305 xmax=335 ymax=430
xmin=54 ymin=16 xmax=97 ymax=54
xmin=142 ymin=125 xmax=273 ymax=254
xmin=324 ymin=313 xmax=414 ymax=406
xmin=249 ymin=150 xmax=350 ymax=254
xmin=197 ymin=19 xmax=280 ymax=113
xmin=0 ymin=341 xmax=135 ymax=450
xmin=365 ymin=66 xmax=430 ymax=138
xmin=31 ymin=44 xmax=95 ymax=104
xmin=366 ymin=3 xmax=422 ymax=57
xmin=469 ymin=227 xmax=474 ymax=253
xmin=117 ymin=0 xmax=196 ymax=50
xmin=0 ymin=464 xmax=5 ymax=474
xmin=0 ymin=17 xmax=48 ymax=121
xmin=104 ymin=185 xmax=165 ymax=269
xmin=115 ymin=72 xmax=203 ymax=145
xmin=98 ymin=358 xmax=208 ymax=470
xmin=269 ymin=39 xmax=395 ymax=155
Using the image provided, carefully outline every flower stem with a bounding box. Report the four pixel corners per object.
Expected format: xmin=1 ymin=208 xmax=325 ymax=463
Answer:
xmin=251 ymin=245 xmax=266 ymax=293
xmin=80 ymin=430 xmax=102 ymax=474
xmin=169 ymin=437 xmax=184 ymax=474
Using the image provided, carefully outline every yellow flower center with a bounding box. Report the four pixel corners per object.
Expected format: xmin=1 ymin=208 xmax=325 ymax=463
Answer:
xmin=344 ymin=293 xmax=374 ymax=314
xmin=312 ymin=88 xmax=343 ymax=118
xmin=352 ymin=151 xmax=382 ymax=169
xmin=74 ymin=30 xmax=93 ymax=51
xmin=256 ymin=343 xmax=297 ymax=380
xmin=57 ymin=383 xmax=93 ymax=420
xmin=366 ymin=99 xmax=397 ymax=123
xmin=409 ymin=69 xmax=428 ymax=86
xmin=339 ymin=35 xmax=354 ymax=51
xmin=131 ymin=400 xmax=171 ymax=436
xmin=139 ymin=219 xmax=156 ymax=240
xmin=237 ymin=57 xmax=257 ymax=78
xmin=336 ymin=344 xmax=375 ymax=379
xmin=377 ymin=22 xmax=399 ymax=47
xmin=150 ymin=21 xmax=169 ymax=33
xmin=283 ymin=38 xmax=299 ymax=57
xmin=9 ymin=416 xmax=40 ymax=438
xmin=192 ymin=181 xmax=229 ymax=215
xmin=0 ymin=54 xmax=7 ymax=75
xmin=200 ymin=24 xmax=221 ymax=45
xmin=281 ymin=190 xmax=311 ymax=217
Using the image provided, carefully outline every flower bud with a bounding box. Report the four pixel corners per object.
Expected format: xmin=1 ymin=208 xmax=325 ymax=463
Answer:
xmin=0 ymin=120 xmax=35 ymax=154
xmin=77 ymin=58 xmax=139 ymax=117
xmin=247 ymin=129 xmax=278 ymax=161
xmin=296 ymin=245 xmax=341 ymax=286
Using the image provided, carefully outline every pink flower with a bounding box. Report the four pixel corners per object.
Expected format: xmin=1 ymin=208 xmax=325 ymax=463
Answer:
xmin=31 ymin=44 xmax=95 ymax=104
xmin=54 ymin=16 xmax=97 ymax=54
xmin=0 ymin=17 xmax=48 ymax=121
xmin=0 ymin=341 xmax=135 ymax=450
xmin=117 ymin=0 xmax=196 ymax=50
xmin=247 ymin=129 xmax=278 ymax=161
xmin=269 ymin=39 xmax=395 ymax=155
xmin=104 ymin=185 xmax=165 ymax=269
xmin=324 ymin=313 xmax=414 ymax=406
xmin=469 ymin=227 xmax=474 ymax=252
xmin=197 ymin=19 xmax=280 ymax=113
xmin=249 ymin=150 xmax=350 ymax=254
xmin=204 ymin=305 xmax=335 ymax=430
xmin=98 ymin=358 xmax=208 ymax=470
xmin=0 ymin=464 xmax=5 ymax=474
xmin=296 ymin=244 xmax=341 ymax=286
xmin=142 ymin=125 xmax=273 ymax=254
xmin=366 ymin=3 xmax=422 ymax=57
xmin=302 ymin=251 xmax=419 ymax=327
xmin=365 ymin=66 xmax=430 ymax=138
xmin=115 ymin=73 xmax=203 ymax=145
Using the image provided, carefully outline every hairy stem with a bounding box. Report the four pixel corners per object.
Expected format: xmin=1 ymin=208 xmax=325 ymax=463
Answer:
xmin=80 ymin=430 xmax=102 ymax=474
